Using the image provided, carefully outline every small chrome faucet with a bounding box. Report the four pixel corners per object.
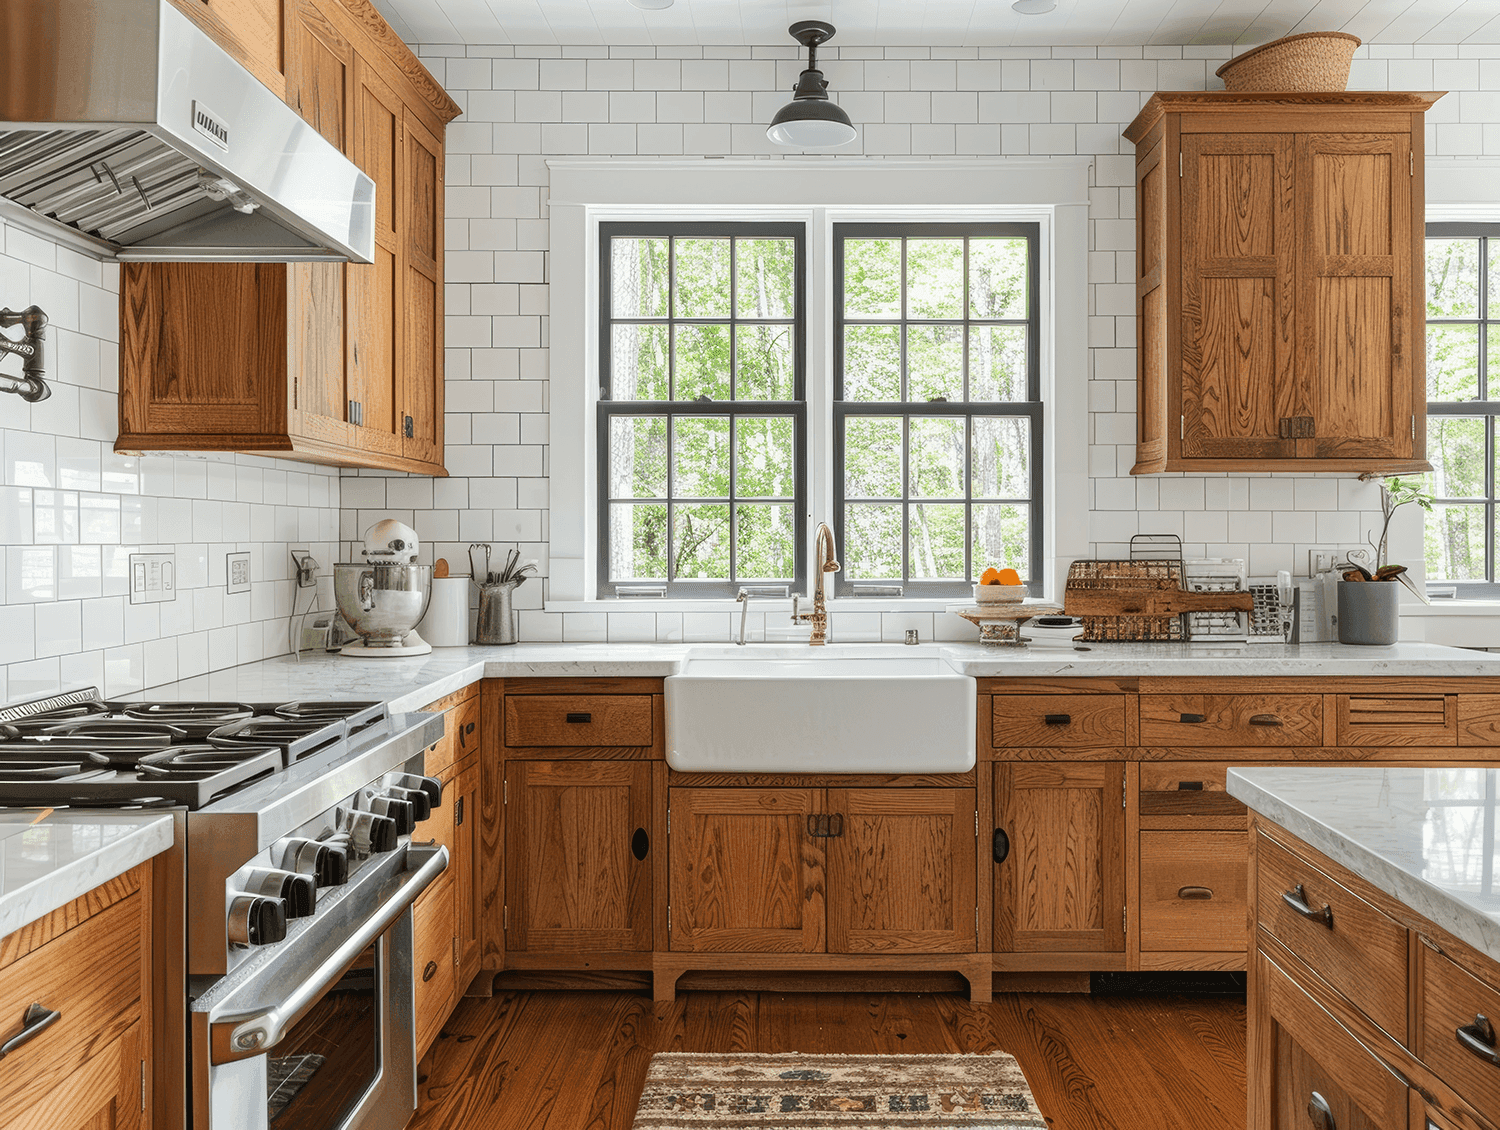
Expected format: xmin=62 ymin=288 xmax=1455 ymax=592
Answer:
xmin=794 ymin=522 xmax=841 ymax=646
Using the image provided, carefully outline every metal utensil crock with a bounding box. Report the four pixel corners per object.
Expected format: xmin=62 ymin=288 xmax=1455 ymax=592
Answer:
xmin=476 ymin=579 xmax=520 ymax=645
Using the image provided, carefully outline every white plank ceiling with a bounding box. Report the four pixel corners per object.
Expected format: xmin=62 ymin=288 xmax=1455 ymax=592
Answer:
xmin=367 ymin=0 xmax=1500 ymax=48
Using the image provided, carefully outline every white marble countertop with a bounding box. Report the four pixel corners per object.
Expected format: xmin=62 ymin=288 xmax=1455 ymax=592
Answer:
xmin=1228 ymin=767 xmax=1500 ymax=963
xmin=108 ymin=640 xmax=1500 ymax=715
xmin=0 ymin=811 xmax=173 ymax=941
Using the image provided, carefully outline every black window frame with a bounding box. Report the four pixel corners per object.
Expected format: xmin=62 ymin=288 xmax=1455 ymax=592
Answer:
xmin=597 ymin=221 xmax=808 ymax=599
xmin=1426 ymin=222 xmax=1500 ymax=599
xmin=832 ymin=221 xmax=1044 ymax=599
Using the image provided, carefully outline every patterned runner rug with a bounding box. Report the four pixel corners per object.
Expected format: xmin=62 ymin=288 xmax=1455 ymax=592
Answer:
xmin=632 ymin=1052 xmax=1047 ymax=1129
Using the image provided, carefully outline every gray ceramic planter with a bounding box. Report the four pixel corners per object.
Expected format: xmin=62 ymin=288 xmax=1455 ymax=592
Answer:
xmin=1337 ymin=580 xmax=1400 ymax=646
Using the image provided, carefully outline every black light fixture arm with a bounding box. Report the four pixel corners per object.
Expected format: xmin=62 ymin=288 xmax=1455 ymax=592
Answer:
xmin=0 ymin=306 xmax=50 ymax=402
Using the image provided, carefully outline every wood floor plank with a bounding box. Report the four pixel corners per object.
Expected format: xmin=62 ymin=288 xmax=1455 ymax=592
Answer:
xmin=412 ymin=990 xmax=1247 ymax=1130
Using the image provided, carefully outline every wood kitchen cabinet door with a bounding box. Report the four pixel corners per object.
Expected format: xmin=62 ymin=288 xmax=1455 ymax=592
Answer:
xmin=453 ymin=757 xmax=481 ymax=985
xmin=1296 ymin=131 xmax=1418 ymax=463
xmin=168 ymin=0 xmax=284 ymax=95
xmin=505 ymin=761 xmax=653 ymax=953
xmin=994 ymin=762 xmax=1125 ymax=953
xmin=668 ymin=788 xmax=826 ymax=953
xmin=1179 ymin=132 xmax=1299 ymax=463
xmin=402 ymin=107 xmax=445 ymax=466
xmin=348 ymin=54 xmax=404 ymax=461
xmin=827 ymin=789 xmax=977 ymax=955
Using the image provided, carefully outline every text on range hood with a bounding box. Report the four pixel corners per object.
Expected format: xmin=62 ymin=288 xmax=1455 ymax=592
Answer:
xmin=0 ymin=0 xmax=375 ymax=263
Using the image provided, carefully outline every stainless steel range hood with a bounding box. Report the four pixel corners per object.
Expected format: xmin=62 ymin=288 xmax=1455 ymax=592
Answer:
xmin=0 ymin=0 xmax=375 ymax=263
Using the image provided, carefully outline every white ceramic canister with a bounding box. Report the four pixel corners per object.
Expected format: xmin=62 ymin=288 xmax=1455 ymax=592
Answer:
xmin=419 ymin=576 xmax=472 ymax=646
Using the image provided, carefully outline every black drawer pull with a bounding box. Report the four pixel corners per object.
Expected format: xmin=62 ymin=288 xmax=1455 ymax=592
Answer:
xmin=632 ymin=827 xmax=649 ymax=861
xmin=1043 ymin=713 xmax=1071 ymax=725
xmin=993 ymin=828 xmax=1010 ymax=863
xmin=459 ymin=720 xmax=475 ymax=748
xmin=1177 ymin=781 xmax=1204 ymax=791
xmin=0 ymin=1003 xmax=60 ymax=1060
xmin=805 ymin=814 xmax=844 ymax=838
xmin=1281 ymin=883 xmax=1334 ymax=928
xmin=1307 ymin=1091 xmax=1335 ymax=1130
xmin=1457 ymin=1014 xmax=1500 ymax=1067
xmin=1177 ymin=886 xmax=1213 ymax=901
xmin=565 ymin=712 xmax=592 ymax=724
xmin=1178 ymin=712 xmax=1206 ymax=724
xmin=1248 ymin=713 xmax=1283 ymax=727
xmin=422 ymin=961 xmax=439 ymax=983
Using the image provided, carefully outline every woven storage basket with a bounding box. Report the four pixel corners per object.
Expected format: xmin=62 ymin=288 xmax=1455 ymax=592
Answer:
xmin=1215 ymin=31 xmax=1361 ymax=92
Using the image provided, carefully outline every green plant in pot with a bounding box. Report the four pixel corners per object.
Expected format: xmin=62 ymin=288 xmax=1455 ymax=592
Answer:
xmin=1338 ymin=476 xmax=1432 ymax=646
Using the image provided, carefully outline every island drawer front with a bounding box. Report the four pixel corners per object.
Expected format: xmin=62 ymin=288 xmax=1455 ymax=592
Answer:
xmin=1422 ymin=948 xmax=1500 ymax=1116
xmin=1140 ymin=694 xmax=1323 ymax=747
xmin=505 ymin=695 xmax=654 ymax=748
xmin=1457 ymin=695 xmax=1500 ymax=746
xmin=1256 ymin=833 xmax=1409 ymax=1041
xmin=1140 ymin=831 xmax=1248 ymax=952
xmin=1138 ymin=763 xmax=1249 ymax=830
xmin=0 ymin=888 xmax=144 ymax=1115
xmin=991 ymin=695 xmax=1128 ymax=748
xmin=1337 ymin=694 xmax=1455 ymax=747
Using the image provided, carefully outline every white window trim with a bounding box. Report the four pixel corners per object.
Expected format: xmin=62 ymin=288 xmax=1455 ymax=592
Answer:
xmin=546 ymin=157 xmax=1092 ymax=611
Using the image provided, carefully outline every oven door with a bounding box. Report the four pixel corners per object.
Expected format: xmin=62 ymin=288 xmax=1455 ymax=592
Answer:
xmin=191 ymin=843 xmax=447 ymax=1130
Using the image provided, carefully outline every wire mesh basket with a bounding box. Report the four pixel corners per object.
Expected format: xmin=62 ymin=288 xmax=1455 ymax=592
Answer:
xmin=1066 ymin=536 xmax=1188 ymax=642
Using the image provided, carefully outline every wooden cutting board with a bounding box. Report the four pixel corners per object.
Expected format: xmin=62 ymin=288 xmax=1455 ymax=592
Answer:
xmin=1064 ymin=588 xmax=1255 ymax=618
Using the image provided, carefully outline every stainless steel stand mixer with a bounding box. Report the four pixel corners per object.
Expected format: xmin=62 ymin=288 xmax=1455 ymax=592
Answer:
xmin=333 ymin=519 xmax=433 ymax=657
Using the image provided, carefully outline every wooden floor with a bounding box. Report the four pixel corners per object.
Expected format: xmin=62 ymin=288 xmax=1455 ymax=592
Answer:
xmin=411 ymin=988 xmax=1246 ymax=1130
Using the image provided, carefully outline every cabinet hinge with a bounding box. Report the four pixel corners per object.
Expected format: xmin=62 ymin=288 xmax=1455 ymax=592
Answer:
xmin=141 ymin=1061 xmax=147 ymax=1111
xmin=1411 ymin=150 xmax=1414 ymax=176
xmin=1123 ymin=767 xmax=1127 ymax=808
xmin=1411 ymin=415 xmax=1416 ymax=439
xmin=667 ymin=904 xmax=671 ymax=934
xmin=453 ymin=935 xmax=458 ymax=966
xmin=1178 ymin=152 xmax=1182 ymax=177
xmin=667 ymin=809 xmax=671 ymax=834
xmin=975 ymin=811 xmax=979 ymax=837
xmin=503 ymin=778 xmax=507 ymax=805
xmin=503 ymin=904 xmax=508 ymax=930
xmin=1180 ymin=415 xmax=1185 ymax=440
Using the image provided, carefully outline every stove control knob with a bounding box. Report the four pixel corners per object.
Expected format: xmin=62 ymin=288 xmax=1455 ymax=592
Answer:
xmin=392 ymin=773 xmax=443 ymax=810
xmin=228 ymin=895 xmax=288 ymax=947
xmin=279 ymin=838 xmax=348 ymax=888
xmin=384 ymin=785 xmax=431 ymax=823
xmin=336 ymin=808 xmax=399 ymax=855
xmin=362 ymin=791 xmax=415 ymax=836
xmin=243 ymin=868 xmax=316 ymax=918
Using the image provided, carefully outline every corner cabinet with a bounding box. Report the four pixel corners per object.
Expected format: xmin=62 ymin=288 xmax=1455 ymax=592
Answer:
xmin=1125 ymin=91 xmax=1442 ymax=476
xmin=116 ymin=0 xmax=459 ymax=476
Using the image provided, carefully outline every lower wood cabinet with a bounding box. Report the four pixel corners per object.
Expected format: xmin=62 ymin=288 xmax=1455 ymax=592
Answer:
xmin=413 ymin=871 xmax=455 ymax=1058
xmin=993 ymin=762 xmax=1124 ymax=954
xmin=504 ymin=760 xmax=654 ymax=953
xmin=668 ymin=787 xmax=977 ymax=956
xmin=0 ymin=862 xmax=152 ymax=1130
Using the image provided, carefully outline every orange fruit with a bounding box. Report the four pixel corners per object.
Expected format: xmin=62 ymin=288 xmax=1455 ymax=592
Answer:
xmin=980 ymin=567 xmax=1002 ymax=585
xmin=997 ymin=568 xmax=1022 ymax=586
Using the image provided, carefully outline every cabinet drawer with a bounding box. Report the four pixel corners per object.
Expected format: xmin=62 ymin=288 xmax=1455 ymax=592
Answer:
xmin=413 ymin=872 xmax=455 ymax=1057
xmin=1256 ymin=834 xmax=1408 ymax=1040
xmin=1458 ymin=695 xmax=1500 ymax=746
xmin=1140 ymin=831 xmax=1247 ymax=952
xmin=425 ymin=694 xmax=480 ymax=778
xmin=991 ymin=695 xmax=1127 ymax=748
xmin=1138 ymin=763 xmax=1248 ymax=830
xmin=505 ymin=695 xmax=654 ymax=749
xmin=1422 ymin=948 xmax=1500 ymax=1118
xmin=1140 ymin=694 xmax=1322 ymax=747
xmin=0 ymin=889 xmax=144 ymax=1115
xmin=1338 ymin=694 xmax=1455 ymax=746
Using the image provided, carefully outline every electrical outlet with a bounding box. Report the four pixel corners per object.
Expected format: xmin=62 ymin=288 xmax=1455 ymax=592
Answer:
xmin=1310 ymin=549 xmax=1340 ymax=575
xmin=129 ymin=552 xmax=175 ymax=604
xmin=226 ymin=551 xmax=251 ymax=594
xmin=290 ymin=548 xmax=318 ymax=589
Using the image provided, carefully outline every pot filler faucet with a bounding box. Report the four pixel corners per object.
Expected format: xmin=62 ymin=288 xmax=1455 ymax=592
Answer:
xmin=0 ymin=306 xmax=49 ymax=402
xmin=796 ymin=522 xmax=841 ymax=646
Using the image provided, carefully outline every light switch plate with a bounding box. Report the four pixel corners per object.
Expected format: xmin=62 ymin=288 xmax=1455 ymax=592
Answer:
xmin=226 ymin=551 xmax=251 ymax=594
xmin=129 ymin=552 xmax=175 ymax=604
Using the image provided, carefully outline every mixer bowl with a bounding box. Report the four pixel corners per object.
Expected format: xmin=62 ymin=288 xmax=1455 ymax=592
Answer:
xmin=333 ymin=563 xmax=432 ymax=647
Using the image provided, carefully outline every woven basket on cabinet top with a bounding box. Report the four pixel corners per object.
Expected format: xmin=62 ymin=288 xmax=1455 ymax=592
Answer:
xmin=1215 ymin=31 xmax=1362 ymax=92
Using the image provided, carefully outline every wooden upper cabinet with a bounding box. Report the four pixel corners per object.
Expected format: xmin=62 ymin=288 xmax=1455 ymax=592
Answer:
xmin=169 ymin=0 xmax=285 ymax=97
xmin=1125 ymin=91 xmax=1440 ymax=475
xmin=116 ymin=0 xmax=460 ymax=476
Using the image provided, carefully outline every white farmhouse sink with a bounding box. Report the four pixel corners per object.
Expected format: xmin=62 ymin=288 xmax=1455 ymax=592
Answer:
xmin=664 ymin=646 xmax=976 ymax=773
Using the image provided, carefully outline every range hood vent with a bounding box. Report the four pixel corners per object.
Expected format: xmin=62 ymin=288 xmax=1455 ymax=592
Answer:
xmin=0 ymin=0 xmax=375 ymax=263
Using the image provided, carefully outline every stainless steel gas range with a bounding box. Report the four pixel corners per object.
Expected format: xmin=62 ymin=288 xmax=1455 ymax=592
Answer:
xmin=0 ymin=689 xmax=447 ymax=1130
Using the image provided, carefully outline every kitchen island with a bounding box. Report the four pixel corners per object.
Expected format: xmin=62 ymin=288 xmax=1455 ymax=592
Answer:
xmin=1229 ymin=767 xmax=1500 ymax=1130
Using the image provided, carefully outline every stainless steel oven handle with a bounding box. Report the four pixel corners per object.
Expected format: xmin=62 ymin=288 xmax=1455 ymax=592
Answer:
xmin=212 ymin=843 xmax=447 ymax=1063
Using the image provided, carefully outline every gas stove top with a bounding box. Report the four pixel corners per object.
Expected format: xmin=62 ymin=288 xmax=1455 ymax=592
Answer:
xmin=0 ymin=689 xmax=389 ymax=809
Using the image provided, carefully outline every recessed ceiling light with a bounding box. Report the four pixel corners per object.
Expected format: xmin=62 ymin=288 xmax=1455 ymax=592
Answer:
xmin=1012 ymin=0 xmax=1056 ymax=13
xmin=628 ymin=0 xmax=673 ymax=9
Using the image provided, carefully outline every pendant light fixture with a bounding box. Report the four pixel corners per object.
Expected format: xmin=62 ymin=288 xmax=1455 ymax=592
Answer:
xmin=766 ymin=21 xmax=857 ymax=148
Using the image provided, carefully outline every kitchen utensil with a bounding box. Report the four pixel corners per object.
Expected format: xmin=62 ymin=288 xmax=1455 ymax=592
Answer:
xmin=469 ymin=544 xmax=491 ymax=584
xmin=434 ymin=558 xmax=449 ymax=579
xmin=419 ymin=577 xmax=471 ymax=647
xmin=334 ymin=521 xmax=433 ymax=657
xmin=1183 ymin=558 xmax=1249 ymax=643
xmin=476 ymin=580 xmax=520 ymax=645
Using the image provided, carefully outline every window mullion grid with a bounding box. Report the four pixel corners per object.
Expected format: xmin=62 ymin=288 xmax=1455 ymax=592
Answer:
xmin=727 ymin=239 xmax=738 ymax=587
